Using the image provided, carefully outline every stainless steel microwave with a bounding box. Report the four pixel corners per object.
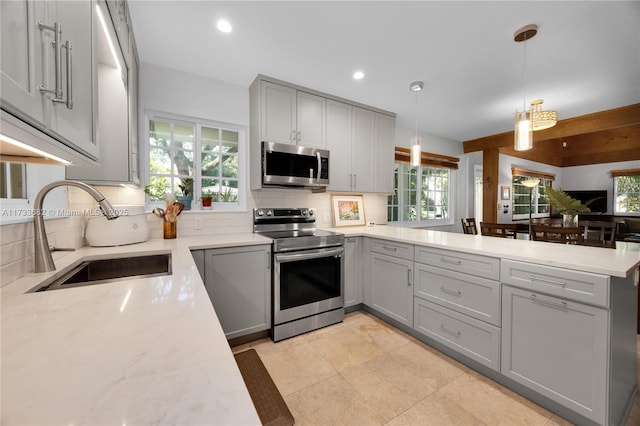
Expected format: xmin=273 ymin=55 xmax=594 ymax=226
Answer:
xmin=262 ymin=141 xmax=329 ymax=188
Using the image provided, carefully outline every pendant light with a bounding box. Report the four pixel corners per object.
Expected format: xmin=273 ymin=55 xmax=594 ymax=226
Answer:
xmin=513 ymin=24 xmax=537 ymax=151
xmin=410 ymin=80 xmax=424 ymax=166
xmin=530 ymin=99 xmax=557 ymax=131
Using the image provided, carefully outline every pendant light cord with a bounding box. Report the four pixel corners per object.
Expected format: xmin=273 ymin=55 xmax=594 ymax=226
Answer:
xmin=415 ymin=90 xmax=419 ymax=139
xmin=522 ymin=35 xmax=527 ymax=112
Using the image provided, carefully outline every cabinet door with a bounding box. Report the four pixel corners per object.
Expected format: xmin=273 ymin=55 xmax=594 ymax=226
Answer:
xmin=502 ymin=285 xmax=607 ymax=424
xmin=296 ymin=90 xmax=325 ymax=148
xmin=1 ymin=0 xmax=47 ymax=124
xmin=204 ymin=246 xmax=271 ymax=340
xmin=128 ymin=36 xmax=139 ymax=184
xmin=47 ymin=0 xmax=97 ymax=159
xmin=370 ymin=251 xmax=413 ymax=326
xmin=352 ymin=106 xmax=375 ymax=192
xmin=326 ymin=99 xmax=353 ymax=191
xmin=261 ymin=81 xmax=296 ymax=144
xmin=344 ymin=237 xmax=361 ymax=307
xmin=374 ymin=113 xmax=395 ymax=193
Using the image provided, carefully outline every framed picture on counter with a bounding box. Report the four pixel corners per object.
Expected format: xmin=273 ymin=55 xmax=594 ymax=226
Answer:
xmin=331 ymin=194 xmax=366 ymax=227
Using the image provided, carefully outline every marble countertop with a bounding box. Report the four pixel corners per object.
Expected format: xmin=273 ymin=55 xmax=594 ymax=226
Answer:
xmin=327 ymin=225 xmax=640 ymax=278
xmin=2 ymin=226 xmax=638 ymax=424
xmin=1 ymin=233 xmax=271 ymax=426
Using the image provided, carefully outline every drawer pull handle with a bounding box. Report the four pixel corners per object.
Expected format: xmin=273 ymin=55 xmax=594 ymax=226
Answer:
xmin=440 ymin=286 xmax=462 ymax=296
xmin=383 ymin=246 xmax=398 ymax=252
xmin=529 ymin=293 xmax=568 ymax=310
xmin=440 ymin=257 xmax=462 ymax=265
xmin=407 ymin=269 xmax=412 ymax=286
xmin=528 ymin=275 xmax=566 ymax=287
xmin=440 ymin=324 xmax=461 ymax=338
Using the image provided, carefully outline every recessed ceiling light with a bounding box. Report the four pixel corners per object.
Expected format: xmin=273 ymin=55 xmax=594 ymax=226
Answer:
xmin=217 ymin=19 xmax=232 ymax=33
xmin=353 ymin=71 xmax=364 ymax=80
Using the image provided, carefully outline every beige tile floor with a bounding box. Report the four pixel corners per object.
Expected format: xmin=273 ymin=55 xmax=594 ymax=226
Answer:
xmin=233 ymin=311 xmax=640 ymax=426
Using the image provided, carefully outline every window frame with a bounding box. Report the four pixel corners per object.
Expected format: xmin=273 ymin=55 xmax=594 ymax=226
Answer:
xmin=143 ymin=111 xmax=247 ymax=212
xmin=612 ymin=170 xmax=640 ymax=216
xmin=388 ymin=161 xmax=455 ymax=228
xmin=511 ymin=172 xmax=553 ymax=221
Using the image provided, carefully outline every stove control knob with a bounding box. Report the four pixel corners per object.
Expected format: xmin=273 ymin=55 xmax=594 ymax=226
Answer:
xmin=266 ymin=210 xmax=273 ymax=216
xmin=301 ymin=209 xmax=308 ymax=216
xmin=308 ymin=209 xmax=315 ymax=216
xmin=257 ymin=209 xmax=264 ymax=216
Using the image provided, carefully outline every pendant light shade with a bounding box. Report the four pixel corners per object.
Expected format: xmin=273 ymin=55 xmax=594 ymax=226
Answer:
xmin=410 ymin=80 xmax=424 ymax=167
xmin=411 ymin=136 xmax=422 ymax=166
xmin=514 ymin=110 xmax=533 ymax=151
xmin=513 ymin=24 xmax=537 ymax=151
xmin=530 ymin=99 xmax=557 ymax=131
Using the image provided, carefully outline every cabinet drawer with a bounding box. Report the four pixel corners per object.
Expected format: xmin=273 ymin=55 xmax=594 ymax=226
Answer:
xmin=414 ymin=264 xmax=501 ymax=327
xmin=414 ymin=298 xmax=501 ymax=372
xmin=371 ymin=239 xmax=413 ymax=261
xmin=414 ymin=246 xmax=499 ymax=280
xmin=501 ymin=260 xmax=609 ymax=307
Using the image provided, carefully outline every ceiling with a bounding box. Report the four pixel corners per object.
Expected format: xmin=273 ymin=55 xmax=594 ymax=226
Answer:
xmin=127 ymin=1 xmax=640 ymax=143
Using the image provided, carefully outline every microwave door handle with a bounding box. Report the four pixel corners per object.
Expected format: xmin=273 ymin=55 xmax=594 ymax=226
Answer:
xmin=316 ymin=152 xmax=321 ymax=181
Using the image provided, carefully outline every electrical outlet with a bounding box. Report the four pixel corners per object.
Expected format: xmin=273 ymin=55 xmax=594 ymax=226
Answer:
xmin=194 ymin=218 xmax=203 ymax=230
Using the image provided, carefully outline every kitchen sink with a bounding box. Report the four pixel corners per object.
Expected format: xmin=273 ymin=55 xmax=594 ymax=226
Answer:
xmin=29 ymin=254 xmax=172 ymax=292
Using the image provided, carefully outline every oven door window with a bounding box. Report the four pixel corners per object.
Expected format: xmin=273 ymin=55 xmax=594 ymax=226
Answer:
xmin=279 ymin=254 xmax=341 ymax=310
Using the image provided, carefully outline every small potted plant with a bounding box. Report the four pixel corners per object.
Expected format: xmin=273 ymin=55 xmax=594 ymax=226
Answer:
xmin=176 ymin=178 xmax=193 ymax=210
xmin=200 ymin=190 xmax=213 ymax=209
xmin=545 ymin=187 xmax=592 ymax=227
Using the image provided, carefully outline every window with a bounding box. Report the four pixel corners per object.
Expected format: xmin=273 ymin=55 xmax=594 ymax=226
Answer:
xmin=388 ymin=148 xmax=457 ymax=226
xmin=511 ymin=168 xmax=554 ymax=220
xmin=145 ymin=112 xmax=246 ymax=211
xmin=612 ymin=169 xmax=640 ymax=215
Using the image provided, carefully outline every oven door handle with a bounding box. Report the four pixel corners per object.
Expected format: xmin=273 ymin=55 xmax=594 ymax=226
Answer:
xmin=274 ymin=247 xmax=344 ymax=263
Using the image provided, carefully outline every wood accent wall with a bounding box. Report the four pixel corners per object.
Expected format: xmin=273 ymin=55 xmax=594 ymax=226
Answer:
xmin=463 ymin=103 xmax=640 ymax=221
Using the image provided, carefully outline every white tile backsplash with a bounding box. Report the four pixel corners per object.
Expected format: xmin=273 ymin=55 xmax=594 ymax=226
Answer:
xmin=0 ymin=186 xmax=390 ymax=286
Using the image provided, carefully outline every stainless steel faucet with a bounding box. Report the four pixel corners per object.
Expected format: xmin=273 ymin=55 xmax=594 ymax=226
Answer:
xmin=34 ymin=180 xmax=118 ymax=272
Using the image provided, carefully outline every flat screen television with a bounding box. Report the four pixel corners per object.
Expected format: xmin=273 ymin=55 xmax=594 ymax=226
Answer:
xmin=564 ymin=190 xmax=608 ymax=214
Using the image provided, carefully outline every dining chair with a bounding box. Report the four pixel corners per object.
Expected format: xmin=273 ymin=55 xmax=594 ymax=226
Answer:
xmin=530 ymin=224 xmax=580 ymax=244
xmin=461 ymin=218 xmax=478 ymax=235
xmin=479 ymin=222 xmax=517 ymax=238
xmin=578 ymin=220 xmax=617 ymax=248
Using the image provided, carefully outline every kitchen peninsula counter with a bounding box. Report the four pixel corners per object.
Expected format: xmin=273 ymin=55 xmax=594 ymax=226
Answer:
xmin=1 ymin=233 xmax=270 ymax=426
xmin=328 ymin=225 xmax=640 ymax=278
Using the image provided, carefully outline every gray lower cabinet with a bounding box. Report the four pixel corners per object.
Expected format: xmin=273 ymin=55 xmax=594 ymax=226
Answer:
xmin=414 ymin=297 xmax=501 ymax=371
xmin=502 ymin=284 xmax=608 ymax=424
xmin=368 ymin=244 xmax=414 ymax=327
xmin=203 ymin=245 xmax=271 ymax=340
xmin=344 ymin=237 xmax=362 ymax=307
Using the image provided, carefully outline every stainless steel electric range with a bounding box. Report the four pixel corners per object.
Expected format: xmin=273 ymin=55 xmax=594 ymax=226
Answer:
xmin=253 ymin=207 xmax=345 ymax=342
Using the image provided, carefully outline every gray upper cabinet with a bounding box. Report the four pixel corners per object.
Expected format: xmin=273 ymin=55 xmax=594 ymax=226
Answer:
xmin=1 ymin=0 xmax=98 ymax=163
xmin=326 ymin=101 xmax=394 ymax=193
xmin=66 ymin=0 xmax=139 ymax=185
xmin=250 ymin=75 xmax=395 ymax=192
xmin=105 ymin=0 xmax=130 ymax=65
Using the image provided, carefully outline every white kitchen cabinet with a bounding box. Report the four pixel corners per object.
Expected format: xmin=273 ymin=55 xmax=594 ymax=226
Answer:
xmin=326 ymin=101 xmax=394 ymax=193
xmin=1 ymin=0 xmax=98 ymax=162
xmin=351 ymin=107 xmax=375 ymax=192
xmin=502 ymin=284 xmax=608 ymax=424
xmin=344 ymin=237 xmax=362 ymax=308
xmin=250 ymin=75 xmax=395 ymax=191
xmin=105 ymin=0 xmax=130 ymax=66
xmin=296 ymin=90 xmax=325 ymax=148
xmin=414 ymin=297 xmax=501 ymax=371
xmin=203 ymin=245 xmax=271 ymax=340
xmin=260 ymin=81 xmax=297 ymax=145
xmin=67 ymin=0 xmax=139 ymax=185
xmin=257 ymin=81 xmax=325 ymax=148
xmin=365 ymin=239 xmax=414 ymax=327
xmin=325 ymin=99 xmax=353 ymax=191
xmin=374 ymin=112 xmax=395 ymax=193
